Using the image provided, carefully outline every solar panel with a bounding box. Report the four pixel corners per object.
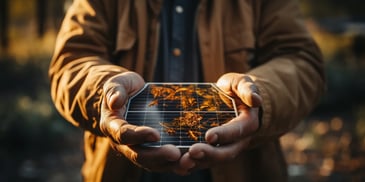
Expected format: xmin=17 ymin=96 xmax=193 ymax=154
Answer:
xmin=125 ymin=83 xmax=238 ymax=148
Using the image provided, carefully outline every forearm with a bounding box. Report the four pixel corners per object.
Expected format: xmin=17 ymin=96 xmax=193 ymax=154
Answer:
xmin=49 ymin=56 xmax=127 ymax=135
xmin=248 ymin=56 xmax=325 ymax=141
xmin=247 ymin=0 xmax=325 ymax=145
xmin=49 ymin=0 xmax=125 ymax=135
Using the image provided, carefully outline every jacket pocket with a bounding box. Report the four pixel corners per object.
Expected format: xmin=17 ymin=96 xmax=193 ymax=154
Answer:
xmin=224 ymin=30 xmax=256 ymax=73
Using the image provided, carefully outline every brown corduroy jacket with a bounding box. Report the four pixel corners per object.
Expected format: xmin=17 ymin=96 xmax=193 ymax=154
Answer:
xmin=49 ymin=0 xmax=325 ymax=181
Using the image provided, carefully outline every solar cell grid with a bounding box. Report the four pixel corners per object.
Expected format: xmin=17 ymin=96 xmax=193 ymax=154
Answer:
xmin=125 ymin=83 xmax=238 ymax=148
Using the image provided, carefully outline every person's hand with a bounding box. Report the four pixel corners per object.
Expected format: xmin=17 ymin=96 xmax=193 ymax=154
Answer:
xmin=100 ymin=71 xmax=182 ymax=172
xmin=178 ymin=73 xmax=262 ymax=174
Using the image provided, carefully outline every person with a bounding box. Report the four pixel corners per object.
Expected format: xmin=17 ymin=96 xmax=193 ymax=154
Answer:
xmin=49 ymin=0 xmax=325 ymax=181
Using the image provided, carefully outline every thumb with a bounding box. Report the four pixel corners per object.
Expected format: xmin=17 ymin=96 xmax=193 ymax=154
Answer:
xmin=236 ymin=78 xmax=262 ymax=108
xmin=217 ymin=73 xmax=262 ymax=108
xmin=103 ymin=72 xmax=145 ymax=110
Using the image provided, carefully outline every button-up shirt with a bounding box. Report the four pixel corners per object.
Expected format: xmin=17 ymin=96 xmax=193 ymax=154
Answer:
xmin=153 ymin=0 xmax=202 ymax=82
xmin=146 ymin=0 xmax=210 ymax=181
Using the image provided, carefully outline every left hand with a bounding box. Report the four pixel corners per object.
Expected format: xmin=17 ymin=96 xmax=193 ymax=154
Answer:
xmin=100 ymin=72 xmax=182 ymax=173
xmin=176 ymin=73 xmax=263 ymax=175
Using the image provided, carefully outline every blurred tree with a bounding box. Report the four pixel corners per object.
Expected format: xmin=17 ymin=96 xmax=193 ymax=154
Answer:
xmin=36 ymin=0 xmax=46 ymax=37
xmin=49 ymin=0 xmax=66 ymax=30
xmin=0 ymin=0 xmax=8 ymax=48
xmin=300 ymin=0 xmax=365 ymax=19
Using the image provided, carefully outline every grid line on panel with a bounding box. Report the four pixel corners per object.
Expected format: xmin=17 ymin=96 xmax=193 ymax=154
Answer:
xmin=192 ymin=84 xmax=201 ymax=143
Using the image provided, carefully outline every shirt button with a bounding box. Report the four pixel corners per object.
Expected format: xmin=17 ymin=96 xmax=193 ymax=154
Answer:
xmin=173 ymin=48 xmax=182 ymax=57
xmin=176 ymin=6 xmax=184 ymax=13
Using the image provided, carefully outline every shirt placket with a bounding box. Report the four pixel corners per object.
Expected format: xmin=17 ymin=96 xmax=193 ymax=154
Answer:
xmin=168 ymin=1 xmax=185 ymax=81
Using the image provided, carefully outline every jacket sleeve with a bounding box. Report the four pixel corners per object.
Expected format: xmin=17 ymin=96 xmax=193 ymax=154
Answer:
xmin=49 ymin=0 xmax=126 ymax=135
xmin=247 ymin=0 xmax=325 ymax=144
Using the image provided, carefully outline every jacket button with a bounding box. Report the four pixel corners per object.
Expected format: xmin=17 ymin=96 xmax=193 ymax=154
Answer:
xmin=172 ymin=48 xmax=182 ymax=57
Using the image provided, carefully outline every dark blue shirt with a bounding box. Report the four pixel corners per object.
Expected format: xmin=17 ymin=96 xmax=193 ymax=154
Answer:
xmin=153 ymin=0 xmax=202 ymax=82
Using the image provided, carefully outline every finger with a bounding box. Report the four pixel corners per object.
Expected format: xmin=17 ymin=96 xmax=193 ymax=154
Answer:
xmin=100 ymin=72 xmax=153 ymax=144
xmin=100 ymin=99 xmax=160 ymax=145
xmin=236 ymin=76 xmax=262 ymax=108
xmin=101 ymin=115 xmax=160 ymax=145
xmin=216 ymin=73 xmax=236 ymax=96
xmin=188 ymin=140 xmax=250 ymax=168
xmin=176 ymin=153 xmax=196 ymax=175
xmin=115 ymin=144 xmax=181 ymax=172
xmin=134 ymin=144 xmax=181 ymax=162
xmin=216 ymin=73 xmax=262 ymax=108
xmin=105 ymin=85 xmax=128 ymax=111
xmin=119 ymin=123 xmax=160 ymax=144
xmin=205 ymin=109 xmax=259 ymax=145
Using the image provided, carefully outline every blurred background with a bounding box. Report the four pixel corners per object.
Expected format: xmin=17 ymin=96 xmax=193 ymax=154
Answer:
xmin=0 ymin=0 xmax=365 ymax=181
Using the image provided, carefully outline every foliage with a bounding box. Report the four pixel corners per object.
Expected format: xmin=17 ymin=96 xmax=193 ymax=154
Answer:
xmin=0 ymin=0 xmax=365 ymax=181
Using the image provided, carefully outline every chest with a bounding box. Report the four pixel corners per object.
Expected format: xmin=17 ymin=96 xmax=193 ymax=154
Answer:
xmin=112 ymin=0 xmax=257 ymax=79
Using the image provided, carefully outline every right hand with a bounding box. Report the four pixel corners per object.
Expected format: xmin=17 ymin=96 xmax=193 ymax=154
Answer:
xmin=179 ymin=73 xmax=262 ymax=173
xmin=100 ymin=71 xmax=183 ymax=172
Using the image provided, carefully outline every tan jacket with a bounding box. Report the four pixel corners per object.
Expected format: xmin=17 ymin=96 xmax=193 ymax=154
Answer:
xmin=49 ymin=0 xmax=325 ymax=181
